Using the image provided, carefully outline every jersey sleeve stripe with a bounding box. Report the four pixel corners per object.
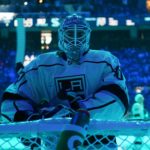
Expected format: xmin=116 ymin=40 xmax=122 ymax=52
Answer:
xmin=1 ymin=92 xmax=37 ymax=110
xmin=96 ymin=84 xmax=129 ymax=114
xmin=16 ymin=64 xmax=64 ymax=83
xmin=2 ymin=92 xmax=29 ymax=101
xmin=18 ymin=80 xmax=27 ymax=89
xmin=81 ymin=61 xmax=115 ymax=72
xmin=87 ymin=100 xmax=116 ymax=111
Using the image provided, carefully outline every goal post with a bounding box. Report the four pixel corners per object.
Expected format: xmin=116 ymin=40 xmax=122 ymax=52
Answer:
xmin=0 ymin=119 xmax=150 ymax=150
xmin=16 ymin=18 xmax=26 ymax=64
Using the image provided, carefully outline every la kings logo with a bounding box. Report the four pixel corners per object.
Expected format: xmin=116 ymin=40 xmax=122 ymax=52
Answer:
xmin=55 ymin=74 xmax=86 ymax=97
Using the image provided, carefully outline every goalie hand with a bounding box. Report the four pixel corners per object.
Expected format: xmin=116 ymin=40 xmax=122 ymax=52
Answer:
xmin=58 ymin=91 xmax=85 ymax=111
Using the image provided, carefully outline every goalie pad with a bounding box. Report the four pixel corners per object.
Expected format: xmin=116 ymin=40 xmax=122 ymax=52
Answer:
xmin=56 ymin=109 xmax=90 ymax=150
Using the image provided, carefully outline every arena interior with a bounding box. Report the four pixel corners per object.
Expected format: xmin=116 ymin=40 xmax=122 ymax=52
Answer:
xmin=0 ymin=0 xmax=150 ymax=149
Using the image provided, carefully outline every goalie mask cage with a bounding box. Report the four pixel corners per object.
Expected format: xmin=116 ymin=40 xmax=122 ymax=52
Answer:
xmin=0 ymin=119 xmax=150 ymax=150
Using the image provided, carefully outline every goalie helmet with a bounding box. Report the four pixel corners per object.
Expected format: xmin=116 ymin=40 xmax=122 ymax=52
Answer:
xmin=58 ymin=14 xmax=91 ymax=63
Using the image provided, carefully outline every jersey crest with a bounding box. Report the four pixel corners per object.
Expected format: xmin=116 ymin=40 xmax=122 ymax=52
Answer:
xmin=55 ymin=74 xmax=86 ymax=97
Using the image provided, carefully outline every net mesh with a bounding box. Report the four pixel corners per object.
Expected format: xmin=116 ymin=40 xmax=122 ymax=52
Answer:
xmin=0 ymin=119 xmax=150 ymax=150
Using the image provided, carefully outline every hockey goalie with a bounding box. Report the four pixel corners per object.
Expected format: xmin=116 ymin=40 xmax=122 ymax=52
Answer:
xmin=0 ymin=14 xmax=129 ymax=149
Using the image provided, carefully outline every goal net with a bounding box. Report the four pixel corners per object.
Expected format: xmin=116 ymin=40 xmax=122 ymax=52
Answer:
xmin=0 ymin=118 xmax=150 ymax=150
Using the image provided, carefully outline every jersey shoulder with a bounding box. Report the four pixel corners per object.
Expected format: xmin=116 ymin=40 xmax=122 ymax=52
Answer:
xmin=37 ymin=51 xmax=58 ymax=63
xmin=86 ymin=49 xmax=118 ymax=62
xmin=24 ymin=51 xmax=60 ymax=71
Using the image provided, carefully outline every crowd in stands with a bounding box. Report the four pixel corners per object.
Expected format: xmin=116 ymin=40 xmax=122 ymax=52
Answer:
xmin=0 ymin=49 xmax=16 ymax=99
xmin=111 ymin=48 xmax=150 ymax=111
xmin=0 ymin=0 xmax=147 ymax=17
xmin=0 ymin=47 xmax=150 ymax=113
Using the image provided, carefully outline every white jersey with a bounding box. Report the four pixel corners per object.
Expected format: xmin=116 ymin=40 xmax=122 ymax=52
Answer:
xmin=2 ymin=50 xmax=129 ymax=120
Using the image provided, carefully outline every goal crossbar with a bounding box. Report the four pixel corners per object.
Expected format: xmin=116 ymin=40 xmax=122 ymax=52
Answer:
xmin=0 ymin=119 xmax=150 ymax=136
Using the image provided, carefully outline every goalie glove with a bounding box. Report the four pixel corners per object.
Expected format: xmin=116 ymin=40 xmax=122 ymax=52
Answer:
xmin=14 ymin=110 xmax=40 ymax=122
xmin=14 ymin=105 xmax=65 ymax=122
xmin=58 ymin=91 xmax=85 ymax=110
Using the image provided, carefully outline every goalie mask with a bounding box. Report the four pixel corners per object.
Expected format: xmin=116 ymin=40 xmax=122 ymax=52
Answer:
xmin=58 ymin=14 xmax=91 ymax=63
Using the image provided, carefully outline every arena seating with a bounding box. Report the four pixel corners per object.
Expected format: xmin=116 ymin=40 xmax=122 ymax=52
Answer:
xmin=0 ymin=0 xmax=147 ymax=17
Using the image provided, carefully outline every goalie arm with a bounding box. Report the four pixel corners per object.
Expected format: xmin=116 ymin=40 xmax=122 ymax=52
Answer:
xmin=78 ymin=83 xmax=129 ymax=120
xmin=1 ymin=96 xmax=35 ymax=123
xmin=1 ymin=101 xmax=69 ymax=123
xmin=0 ymin=92 xmax=65 ymax=123
xmin=76 ymin=55 xmax=129 ymax=120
